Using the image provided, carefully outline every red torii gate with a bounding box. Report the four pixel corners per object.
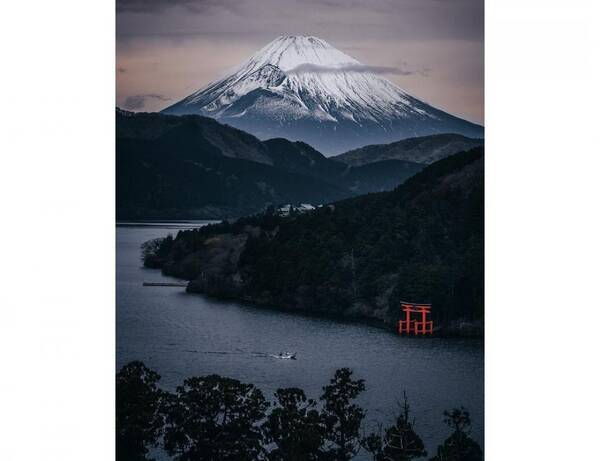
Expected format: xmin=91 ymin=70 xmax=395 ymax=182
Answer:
xmin=398 ymin=302 xmax=433 ymax=335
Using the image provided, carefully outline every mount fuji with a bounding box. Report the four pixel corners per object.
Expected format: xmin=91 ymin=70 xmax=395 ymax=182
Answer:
xmin=162 ymin=35 xmax=483 ymax=155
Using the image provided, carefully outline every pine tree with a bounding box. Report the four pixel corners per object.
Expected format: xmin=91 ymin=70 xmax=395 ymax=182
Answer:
xmin=363 ymin=392 xmax=426 ymax=461
xmin=430 ymin=407 xmax=482 ymax=461
xmin=116 ymin=361 xmax=165 ymax=461
xmin=320 ymin=368 xmax=366 ymax=460
xmin=163 ymin=375 xmax=269 ymax=461
xmin=263 ymin=387 xmax=325 ymax=460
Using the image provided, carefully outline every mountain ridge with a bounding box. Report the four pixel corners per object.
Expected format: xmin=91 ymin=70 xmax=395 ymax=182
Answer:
xmin=116 ymin=110 xmax=424 ymax=219
xmin=333 ymin=133 xmax=484 ymax=166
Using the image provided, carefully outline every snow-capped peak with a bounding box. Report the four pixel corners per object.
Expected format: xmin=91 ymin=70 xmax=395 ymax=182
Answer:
xmin=238 ymin=35 xmax=360 ymax=73
xmin=162 ymin=35 xmax=483 ymax=155
xmin=177 ymin=35 xmax=413 ymax=124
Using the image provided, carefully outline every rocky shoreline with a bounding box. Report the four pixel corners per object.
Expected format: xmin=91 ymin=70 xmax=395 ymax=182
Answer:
xmin=181 ymin=273 xmax=483 ymax=338
xmin=147 ymin=224 xmax=483 ymax=338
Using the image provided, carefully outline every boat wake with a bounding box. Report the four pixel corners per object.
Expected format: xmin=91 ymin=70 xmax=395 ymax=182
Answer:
xmin=182 ymin=349 xmax=297 ymax=360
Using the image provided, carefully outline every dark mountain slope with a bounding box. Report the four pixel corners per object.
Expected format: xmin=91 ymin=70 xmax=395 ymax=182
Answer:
xmin=263 ymin=138 xmax=425 ymax=194
xmin=343 ymin=159 xmax=425 ymax=194
xmin=146 ymin=148 xmax=484 ymax=335
xmin=117 ymin=110 xmax=430 ymax=219
xmin=117 ymin=108 xmax=273 ymax=165
xmin=263 ymin=138 xmax=347 ymax=185
xmin=116 ymin=110 xmax=351 ymax=219
xmin=333 ymin=133 xmax=484 ymax=166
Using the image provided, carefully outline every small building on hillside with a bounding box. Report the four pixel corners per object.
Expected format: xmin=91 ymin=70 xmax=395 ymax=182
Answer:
xmin=297 ymin=203 xmax=316 ymax=213
xmin=277 ymin=203 xmax=317 ymax=217
xmin=277 ymin=204 xmax=293 ymax=216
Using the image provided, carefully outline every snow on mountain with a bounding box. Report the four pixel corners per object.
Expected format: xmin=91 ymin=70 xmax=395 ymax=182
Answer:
xmin=162 ymin=35 xmax=483 ymax=155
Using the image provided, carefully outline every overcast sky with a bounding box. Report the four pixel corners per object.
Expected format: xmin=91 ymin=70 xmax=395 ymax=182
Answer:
xmin=116 ymin=0 xmax=484 ymax=124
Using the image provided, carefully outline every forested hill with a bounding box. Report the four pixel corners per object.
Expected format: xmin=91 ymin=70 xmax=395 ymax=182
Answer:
xmin=145 ymin=147 xmax=484 ymax=335
xmin=116 ymin=109 xmax=424 ymax=220
xmin=117 ymin=109 xmax=348 ymax=219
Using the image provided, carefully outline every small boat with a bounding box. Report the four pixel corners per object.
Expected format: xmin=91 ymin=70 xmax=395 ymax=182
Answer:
xmin=270 ymin=351 xmax=297 ymax=360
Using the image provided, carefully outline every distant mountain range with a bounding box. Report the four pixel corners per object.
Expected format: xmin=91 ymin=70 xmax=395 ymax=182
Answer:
xmin=162 ymin=35 xmax=483 ymax=155
xmin=117 ymin=109 xmax=422 ymax=219
xmin=117 ymin=109 xmax=481 ymax=219
xmin=333 ymin=133 xmax=484 ymax=166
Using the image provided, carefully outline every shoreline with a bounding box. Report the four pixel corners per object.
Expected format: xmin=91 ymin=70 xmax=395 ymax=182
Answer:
xmin=128 ymin=218 xmax=484 ymax=340
xmin=179 ymin=279 xmax=484 ymax=339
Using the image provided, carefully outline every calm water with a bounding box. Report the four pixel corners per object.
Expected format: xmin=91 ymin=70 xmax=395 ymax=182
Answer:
xmin=117 ymin=222 xmax=484 ymax=458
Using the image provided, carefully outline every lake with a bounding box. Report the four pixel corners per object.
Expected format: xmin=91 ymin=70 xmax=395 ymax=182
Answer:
xmin=117 ymin=222 xmax=484 ymax=458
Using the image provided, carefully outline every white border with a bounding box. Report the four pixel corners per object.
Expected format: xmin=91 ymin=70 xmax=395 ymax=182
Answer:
xmin=1 ymin=1 xmax=115 ymax=460
xmin=486 ymin=1 xmax=600 ymax=459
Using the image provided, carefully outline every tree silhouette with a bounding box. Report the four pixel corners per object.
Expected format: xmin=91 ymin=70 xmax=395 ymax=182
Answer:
xmin=430 ymin=407 xmax=482 ymax=461
xmin=162 ymin=374 xmax=269 ymax=461
xmin=263 ymin=387 xmax=325 ymax=460
xmin=116 ymin=361 xmax=164 ymax=461
xmin=114 ymin=362 xmax=481 ymax=461
xmin=320 ymin=368 xmax=366 ymax=460
xmin=363 ymin=392 xmax=426 ymax=460
xmin=141 ymin=235 xmax=174 ymax=268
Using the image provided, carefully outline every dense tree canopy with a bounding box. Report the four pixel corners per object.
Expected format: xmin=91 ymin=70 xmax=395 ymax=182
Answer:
xmin=116 ymin=362 xmax=482 ymax=461
xmin=146 ymin=148 xmax=484 ymax=334
xmin=363 ymin=393 xmax=427 ymax=461
xmin=263 ymin=388 xmax=325 ymax=460
xmin=116 ymin=361 xmax=165 ymax=461
xmin=320 ymin=368 xmax=366 ymax=460
xmin=430 ymin=408 xmax=483 ymax=461
xmin=162 ymin=375 xmax=269 ymax=461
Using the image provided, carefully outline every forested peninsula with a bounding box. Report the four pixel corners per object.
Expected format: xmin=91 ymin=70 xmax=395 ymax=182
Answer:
xmin=144 ymin=148 xmax=484 ymax=336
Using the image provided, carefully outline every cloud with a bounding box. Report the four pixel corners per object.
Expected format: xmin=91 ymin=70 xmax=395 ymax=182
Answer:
xmin=123 ymin=94 xmax=171 ymax=110
xmin=396 ymin=61 xmax=431 ymax=77
xmin=116 ymin=0 xmax=237 ymax=14
xmin=287 ymin=62 xmax=429 ymax=76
